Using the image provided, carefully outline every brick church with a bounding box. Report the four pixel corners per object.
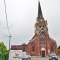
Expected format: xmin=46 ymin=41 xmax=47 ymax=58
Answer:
xmin=11 ymin=1 xmax=58 ymax=57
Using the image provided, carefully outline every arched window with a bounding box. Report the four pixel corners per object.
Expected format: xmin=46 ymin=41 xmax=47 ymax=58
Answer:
xmin=51 ymin=45 xmax=54 ymax=52
xmin=40 ymin=33 xmax=45 ymax=45
xmin=32 ymin=45 xmax=35 ymax=52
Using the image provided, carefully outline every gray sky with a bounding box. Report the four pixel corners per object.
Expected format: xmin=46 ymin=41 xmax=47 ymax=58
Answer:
xmin=0 ymin=0 xmax=60 ymax=49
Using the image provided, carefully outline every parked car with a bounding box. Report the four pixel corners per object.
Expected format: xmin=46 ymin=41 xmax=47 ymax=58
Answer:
xmin=26 ymin=53 xmax=31 ymax=59
xmin=49 ymin=53 xmax=58 ymax=60
xmin=22 ymin=52 xmax=31 ymax=59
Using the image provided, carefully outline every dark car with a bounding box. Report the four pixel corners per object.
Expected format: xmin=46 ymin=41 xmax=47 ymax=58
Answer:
xmin=49 ymin=53 xmax=58 ymax=60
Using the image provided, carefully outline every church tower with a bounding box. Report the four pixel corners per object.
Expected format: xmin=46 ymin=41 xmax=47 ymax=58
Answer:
xmin=35 ymin=1 xmax=48 ymax=34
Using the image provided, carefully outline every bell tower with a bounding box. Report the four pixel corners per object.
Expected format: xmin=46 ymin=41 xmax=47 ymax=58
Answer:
xmin=35 ymin=1 xmax=48 ymax=34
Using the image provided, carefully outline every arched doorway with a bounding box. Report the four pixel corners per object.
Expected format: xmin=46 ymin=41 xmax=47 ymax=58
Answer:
xmin=41 ymin=51 xmax=45 ymax=57
xmin=41 ymin=48 xmax=45 ymax=57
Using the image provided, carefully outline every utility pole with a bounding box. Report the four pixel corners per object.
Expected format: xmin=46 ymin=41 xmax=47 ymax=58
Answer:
xmin=9 ymin=34 xmax=12 ymax=51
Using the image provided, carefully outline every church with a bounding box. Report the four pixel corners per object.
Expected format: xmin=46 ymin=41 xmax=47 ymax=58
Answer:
xmin=11 ymin=1 xmax=58 ymax=57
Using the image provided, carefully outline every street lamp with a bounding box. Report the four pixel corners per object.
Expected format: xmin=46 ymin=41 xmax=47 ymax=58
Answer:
xmin=9 ymin=34 xmax=12 ymax=60
xmin=9 ymin=34 xmax=12 ymax=51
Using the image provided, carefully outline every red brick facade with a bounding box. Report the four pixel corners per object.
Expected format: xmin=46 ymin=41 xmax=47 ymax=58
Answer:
xmin=19 ymin=19 xmax=57 ymax=57
xmin=11 ymin=18 xmax=58 ymax=57
xmin=11 ymin=1 xmax=58 ymax=57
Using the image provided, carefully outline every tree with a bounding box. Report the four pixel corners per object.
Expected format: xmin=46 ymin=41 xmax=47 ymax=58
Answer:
xmin=0 ymin=42 xmax=9 ymax=59
xmin=58 ymin=46 xmax=60 ymax=55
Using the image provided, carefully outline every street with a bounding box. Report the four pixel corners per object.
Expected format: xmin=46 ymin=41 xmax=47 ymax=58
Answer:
xmin=30 ymin=57 xmax=60 ymax=60
xmin=31 ymin=57 xmax=49 ymax=60
xmin=9 ymin=57 xmax=60 ymax=60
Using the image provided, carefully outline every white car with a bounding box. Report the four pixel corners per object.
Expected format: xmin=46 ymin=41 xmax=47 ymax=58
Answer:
xmin=27 ymin=53 xmax=31 ymax=59
xmin=49 ymin=53 xmax=58 ymax=60
xmin=22 ymin=52 xmax=31 ymax=59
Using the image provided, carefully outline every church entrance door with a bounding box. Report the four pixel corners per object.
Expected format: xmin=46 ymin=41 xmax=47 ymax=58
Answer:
xmin=41 ymin=51 xmax=45 ymax=57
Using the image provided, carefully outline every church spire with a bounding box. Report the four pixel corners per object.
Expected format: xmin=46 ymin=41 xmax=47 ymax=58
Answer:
xmin=38 ymin=0 xmax=43 ymax=19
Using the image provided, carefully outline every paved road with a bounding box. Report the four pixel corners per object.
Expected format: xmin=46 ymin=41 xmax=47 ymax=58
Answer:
xmin=31 ymin=57 xmax=49 ymax=60
xmin=31 ymin=57 xmax=60 ymax=60
xmin=8 ymin=57 xmax=60 ymax=60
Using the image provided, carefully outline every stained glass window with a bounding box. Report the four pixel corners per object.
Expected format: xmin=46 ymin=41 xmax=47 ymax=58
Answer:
xmin=40 ymin=33 xmax=45 ymax=45
xmin=51 ymin=45 xmax=54 ymax=51
xmin=32 ymin=45 xmax=35 ymax=52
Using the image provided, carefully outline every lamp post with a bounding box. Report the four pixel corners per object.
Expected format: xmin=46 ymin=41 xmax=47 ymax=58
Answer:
xmin=9 ymin=34 xmax=11 ymax=60
xmin=9 ymin=34 xmax=11 ymax=51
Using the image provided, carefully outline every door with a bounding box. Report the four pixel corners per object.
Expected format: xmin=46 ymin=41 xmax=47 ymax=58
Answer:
xmin=42 ymin=51 xmax=45 ymax=57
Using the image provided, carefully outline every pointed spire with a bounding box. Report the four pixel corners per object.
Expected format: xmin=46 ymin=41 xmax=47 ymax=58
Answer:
xmin=38 ymin=0 xmax=43 ymax=19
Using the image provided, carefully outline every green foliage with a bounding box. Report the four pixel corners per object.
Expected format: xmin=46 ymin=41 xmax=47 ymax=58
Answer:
xmin=58 ymin=46 xmax=60 ymax=49
xmin=58 ymin=46 xmax=60 ymax=55
xmin=0 ymin=42 xmax=9 ymax=58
